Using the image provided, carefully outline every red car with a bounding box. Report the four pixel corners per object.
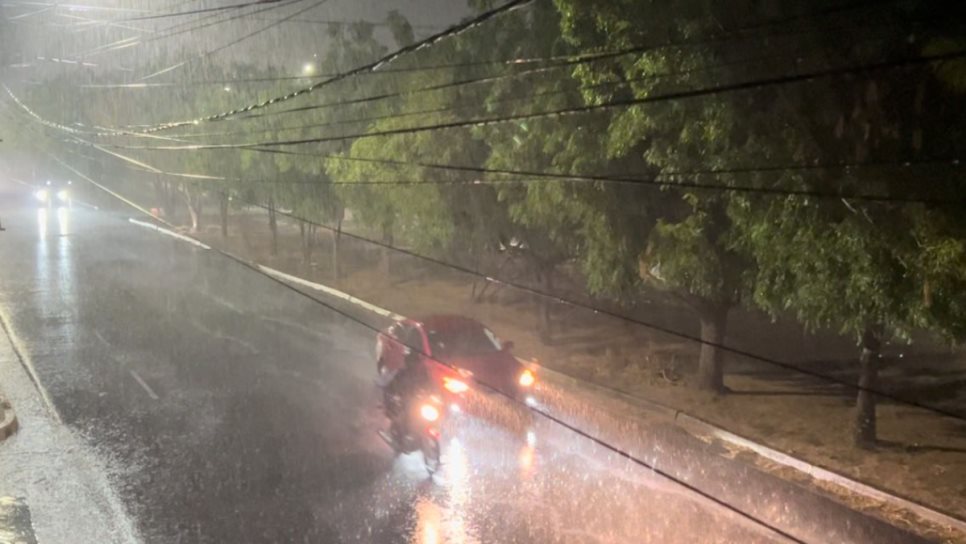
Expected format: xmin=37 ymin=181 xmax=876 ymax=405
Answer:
xmin=376 ymin=315 xmax=536 ymax=399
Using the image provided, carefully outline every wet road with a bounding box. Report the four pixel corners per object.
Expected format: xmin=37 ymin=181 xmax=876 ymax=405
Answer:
xmin=0 ymin=195 xmax=934 ymax=543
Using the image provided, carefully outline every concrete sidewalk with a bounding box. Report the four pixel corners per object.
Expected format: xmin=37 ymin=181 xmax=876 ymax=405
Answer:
xmin=0 ymin=308 xmax=141 ymax=544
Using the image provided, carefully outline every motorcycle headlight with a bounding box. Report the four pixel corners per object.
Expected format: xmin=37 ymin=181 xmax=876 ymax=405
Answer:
xmin=35 ymin=189 xmax=48 ymax=202
xmin=420 ymin=403 xmax=440 ymax=422
xmin=56 ymin=190 xmax=69 ymax=202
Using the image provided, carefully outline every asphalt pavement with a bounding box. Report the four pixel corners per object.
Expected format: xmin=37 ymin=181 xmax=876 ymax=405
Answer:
xmin=0 ymin=190 xmax=936 ymax=543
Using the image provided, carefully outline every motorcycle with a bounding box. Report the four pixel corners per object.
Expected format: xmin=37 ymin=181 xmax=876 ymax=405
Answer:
xmin=379 ymin=391 xmax=445 ymax=474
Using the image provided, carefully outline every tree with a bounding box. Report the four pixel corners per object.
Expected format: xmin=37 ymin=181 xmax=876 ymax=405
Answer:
xmin=731 ymin=1 xmax=966 ymax=447
xmin=327 ymin=13 xmax=511 ymax=281
xmin=547 ymin=0 xmax=825 ymax=392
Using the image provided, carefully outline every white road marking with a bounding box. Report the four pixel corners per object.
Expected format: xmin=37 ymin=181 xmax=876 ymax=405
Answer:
xmin=92 ymin=328 xmax=110 ymax=347
xmin=128 ymin=218 xmax=211 ymax=250
xmin=128 ymin=369 xmax=159 ymax=400
xmin=257 ymin=264 xmax=404 ymax=320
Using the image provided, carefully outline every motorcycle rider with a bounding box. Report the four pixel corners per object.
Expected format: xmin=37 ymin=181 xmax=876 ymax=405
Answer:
xmin=380 ymin=346 xmax=432 ymax=444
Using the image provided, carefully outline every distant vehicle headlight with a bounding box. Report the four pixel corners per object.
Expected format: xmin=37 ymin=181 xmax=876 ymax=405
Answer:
xmin=35 ymin=189 xmax=48 ymax=202
xmin=56 ymin=189 xmax=69 ymax=202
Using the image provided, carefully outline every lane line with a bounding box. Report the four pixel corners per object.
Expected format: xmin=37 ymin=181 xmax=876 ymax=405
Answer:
xmin=93 ymin=327 xmax=163 ymax=401
xmin=128 ymin=369 xmax=159 ymax=400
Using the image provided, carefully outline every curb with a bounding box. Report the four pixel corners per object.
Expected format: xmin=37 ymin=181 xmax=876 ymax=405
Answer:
xmin=672 ymin=412 xmax=966 ymax=536
xmin=128 ymin=218 xmax=211 ymax=250
xmin=127 ymin=215 xmax=966 ymax=537
xmin=0 ymin=398 xmax=18 ymax=441
xmin=257 ymin=265 xmax=405 ymax=321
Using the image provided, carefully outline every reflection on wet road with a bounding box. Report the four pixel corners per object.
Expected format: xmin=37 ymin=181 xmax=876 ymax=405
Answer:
xmin=0 ymin=200 xmax=931 ymax=543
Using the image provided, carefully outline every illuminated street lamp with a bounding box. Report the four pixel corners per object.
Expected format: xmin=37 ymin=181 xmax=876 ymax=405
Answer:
xmin=301 ymin=62 xmax=317 ymax=77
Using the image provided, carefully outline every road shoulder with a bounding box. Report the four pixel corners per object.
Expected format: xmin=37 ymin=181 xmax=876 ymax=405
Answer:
xmin=0 ymin=308 xmax=141 ymax=544
xmin=0 ymin=395 xmax=16 ymax=441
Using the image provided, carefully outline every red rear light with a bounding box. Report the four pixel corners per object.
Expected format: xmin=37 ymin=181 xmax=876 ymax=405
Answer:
xmin=518 ymin=369 xmax=536 ymax=387
xmin=443 ymin=377 xmax=469 ymax=394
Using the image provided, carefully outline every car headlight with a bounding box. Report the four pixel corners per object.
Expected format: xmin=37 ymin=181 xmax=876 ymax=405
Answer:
xmin=35 ymin=189 xmax=48 ymax=202
xmin=56 ymin=190 xmax=69 ymax=202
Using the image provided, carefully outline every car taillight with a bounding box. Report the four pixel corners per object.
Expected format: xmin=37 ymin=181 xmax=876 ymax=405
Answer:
xmin=443 ymin=377 xmax=469 ymax=394
xmin=518 ymin=369 xmax=536 ymax=387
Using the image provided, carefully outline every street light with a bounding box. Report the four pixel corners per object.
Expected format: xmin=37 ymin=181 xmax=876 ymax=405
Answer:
xmin=301 ymin=62 xmax=316 ymax=77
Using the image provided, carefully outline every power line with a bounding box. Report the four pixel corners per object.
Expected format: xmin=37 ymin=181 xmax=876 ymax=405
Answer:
xmin=112 ymin=50 xmax=966 ymax=150
xmin=44 ymin=121 xmax=959 ymax=207
xmin=162 ymin=44 xmax=893 ymax=139
xmin=100 ymin=0 xmax=536 ymax=133
xmin=123 ymin=0 xmax=291 ymax=21
xmin=59 ymin=135 xmax=965 ymax=207
xmin=76 ymin=6 xmax=909 ymax=91
xmin=248 ymin=15 xmax=443 ymax=30
xmin=103 ymin=0 xmax=908 ymax=133
xmin=230 ymin=47 xmax=789 ymax=123
xmin=145 ymin=0 xmax=299 ymax=38
xmin=166 ymin=154 xmax=966 ymax=205
xmin=139 ymin=0 xmax=325 ymax=81
xmin=71 ymin=0 xmax=305 ymax=61
xmin=7 ymin=86 xmax=961 ymax=206
xmin=0 ymin=1 xmax=151 ymax=14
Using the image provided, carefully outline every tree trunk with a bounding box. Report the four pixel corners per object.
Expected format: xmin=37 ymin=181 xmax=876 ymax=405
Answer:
xmin=854 ymin=325 xmax=882 ymax=449
xmin=181 ymin=186 xmax=200 ymax=233
xmin=307 ymin=224 xmax=316 ymax=260
xmin=381 ymin=225 xmax=393 ymax=280
xmin=268 ymin=197 xmax=278 ymax=256
xmin=331 ymin=214 xmax=342 ymax=280
xmin=539 ymin=267 xmax=554 ymax=342
xmin=696 ymin=301 xmax=729 ymax=394
xmin=219 ymin=193 xmax=229 ymax=238
xmin=298 ymin=221 xmax=315 ymax=263
xmin=153 ymin=177 xmax=165 ymax=210
xmin=299 ymin=221 xmax=308 ymax=262
xmin=195 ymin=198 xmax=204 ymax=230
xmin=163 ymin=182 xmax=178 ymax=221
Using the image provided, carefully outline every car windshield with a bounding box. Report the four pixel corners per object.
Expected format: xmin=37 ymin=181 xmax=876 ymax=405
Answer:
xmin=427 ymin=326 xmax=501 ymax=358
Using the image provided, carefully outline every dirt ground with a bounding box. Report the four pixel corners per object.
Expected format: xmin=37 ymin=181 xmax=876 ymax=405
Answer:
xmin=186 ymin=206 xmax=966 ymax=521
